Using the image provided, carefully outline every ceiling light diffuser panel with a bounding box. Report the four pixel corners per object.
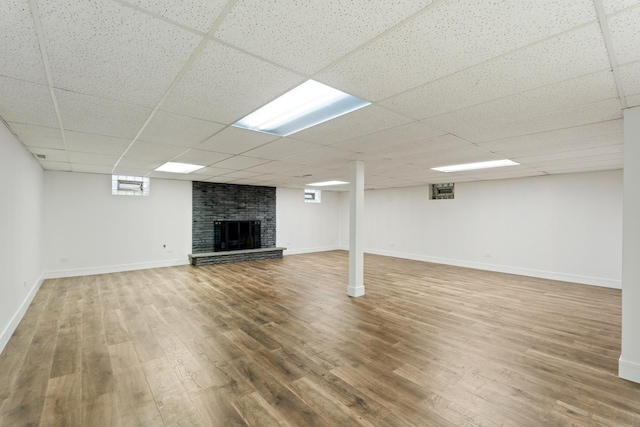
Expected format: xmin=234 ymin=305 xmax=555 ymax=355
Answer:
xmin=155 ymin=162 xmax=205 ymax=173
xmin=233 ymin=80 xmax=370 ymax=136
xmin=308 ymin=180 xmax=350 ymax=186
xmin=431 ymin=159 xmax=519 ymax=172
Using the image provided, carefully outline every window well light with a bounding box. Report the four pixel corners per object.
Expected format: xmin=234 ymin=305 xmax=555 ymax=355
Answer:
xmin=155 ymin=162 xmax=205 ymax=174
xmin=431 ymin=159 xmax=519 ymax=173
xmin=308 ymin=180 xmax=349 ymax=186
xmin=233 ymin=80 xmax=370 ymax=137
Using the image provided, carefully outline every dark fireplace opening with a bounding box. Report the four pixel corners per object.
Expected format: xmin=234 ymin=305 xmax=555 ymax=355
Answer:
xmin=214 ymin=220 xmax=261 ymax=251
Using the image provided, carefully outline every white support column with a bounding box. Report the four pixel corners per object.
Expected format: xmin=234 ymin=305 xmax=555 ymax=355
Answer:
xmin=621 ymin=106 xmax=640 ymax=383
xmin=347 ymin=160 xmax=365 ymax=297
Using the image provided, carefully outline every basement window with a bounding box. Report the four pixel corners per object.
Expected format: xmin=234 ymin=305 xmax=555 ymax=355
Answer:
xmin=305 ymin=189 xmax=321 ymax=203
xmin=430 ymin=183 xmax=454 ymax=200
xmin=112 ymin=175 xmax=150 ymax=196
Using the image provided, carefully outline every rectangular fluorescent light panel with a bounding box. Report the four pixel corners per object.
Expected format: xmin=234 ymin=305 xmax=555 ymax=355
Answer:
xmin=155 ymin=162 xmax=205 ymax=174
xmin=232 ymin=80 xmax=370 ymax=136
xmin=308 ymin=180 xmax=349 ymax=186
xmin=431 ymin=159 xmax=519 ymax=173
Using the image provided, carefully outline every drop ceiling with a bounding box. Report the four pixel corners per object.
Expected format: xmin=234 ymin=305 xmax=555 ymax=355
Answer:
xmin=1 ymin=0 xmax=635 ymax=191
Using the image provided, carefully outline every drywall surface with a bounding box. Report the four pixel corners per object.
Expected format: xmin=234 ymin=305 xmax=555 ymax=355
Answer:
xmin=340 ymin=170 xmax=622 ymax=288
xmin=44 ymin=171 xmax=192 ymax=277
xmin=276 ymin=187 xmax=341 ymax=254
xmin=0 ymin=122 xmax=45 ymax=353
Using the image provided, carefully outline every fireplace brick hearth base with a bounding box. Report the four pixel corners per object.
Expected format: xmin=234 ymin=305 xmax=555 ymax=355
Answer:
xmin=189 ymin=247 xmax=286 ymax=266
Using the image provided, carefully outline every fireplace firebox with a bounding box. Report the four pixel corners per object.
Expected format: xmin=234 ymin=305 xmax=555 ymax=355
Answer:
xmin=214 ymin=220 xmax=261 ymax=251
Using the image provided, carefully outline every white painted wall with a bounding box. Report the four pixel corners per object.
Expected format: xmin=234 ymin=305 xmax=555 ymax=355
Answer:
xmin=339 ymin=170 xmax=622 ymax=288
xmin=0 ymin=122 xmax=45 ymax=353
xmin=44 ymin=172 xmax=192 ymax=277
xmin=276 ymin=187 xmax=341 ymax=254
xmin=620 ymin=106 xmax=640 ymax=383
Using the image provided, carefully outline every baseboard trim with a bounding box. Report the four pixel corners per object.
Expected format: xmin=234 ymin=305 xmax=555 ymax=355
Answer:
xmin=0 ymin=272 xmax=45 ymax=355
xmin=283 ymin=246 xmax=342 ymax=256
xmin=619 ymin=358 xmax=640 ymax=384
xmin=44 ymin=258 xmax=190 ymax=279
xmin=363 ymin=249 xmax=621 ymax=289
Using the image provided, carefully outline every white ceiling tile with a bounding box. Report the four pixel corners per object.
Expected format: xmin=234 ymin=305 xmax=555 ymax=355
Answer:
xmin=458 ymin=165 xmax=544 ymax=178
xmin=292 ymin=105 xmax=413 ymax=144
xmin=242 ymin=161 xmax=300 ymax=174
xmin=65 ymin=131 xmax=131 ymax=156
xmin=172 ymin=149 xmax=232 ymax=166
xmin=514 ymin=144 xmax=623 ymax=164
xmin=211 ymin=155 xmax=270 ymax=170
xmin=539 ymin=158 xmax=623 ymax=172
xmin=28 ymin=147 xmax=68 ymax=162
xmin=489 ymin=133 xmax=623 ymax=159
xmin=228 ymin=179 xmax=269 ymax=186
xmin=424 ymin=71 xmax=618 ymax=133
xmin=332 ymin=121 xmax=446 ymax=153
xmin=148 ymin=170 xmax=193 ymax=179
xmin=196 ymin=166 xmax=236 ymax=176
xmin=215 ymin=0 xmax=435 ymax=75
xmin=366 ymin=177 xmax=428 ymax=189
xmin=8 ymin=123 xmax=64 ymax=149
xmin=171 ymin=173 xmax=211 ymax=181
xmin=282 ymin=146 xmax=357 ymax=167
xmin=0 ymin=1 xmax=46 ymax=84
xmin=40 ymin=0 xmax=203 ymax=107
xmin=464 ymin=171 xmax=548 ymax=181
xmin=523 ymin=152 xmax=624 ymax=168
xmin=197 ymin=126 xmax=278 ymax=155
xmin=373 ymin=134 xmax=476 ymax=159
xmin=364 ymin=160 xmax=426 ymax=176
xmin=122 ymin=0 xmax=228 ymax=32
xmin=627 ymin=93 xmax=640 ymax=107
xmin=139 ymin=111 xmax=225 ymax=147
xmin=70 ymin=164 xmax=114 ymax=174
xmin=608 ymin=6 xmax=640 ymax=63
xmin=602 ymin=0 xmax=640 ymax=14
xmin=219 ymin=171 xmax=262 ymax=180
xmin=380 ymin=24 xmax=610 ymax=119
xmin=428 ymin=174 xmax=478 ymax=184
xmin=112 ymin=166 xmax=152 ymax=176
xmin=0 ymin=78 xmax=58 ymax=127
xmin=38 ymin=160 xmax=71 ymax=171
xmin=124 ymin=141 xmax=186 ymax=161
xmin=241 ymin=138 xmax=322 ymax=160
xmin=67 ymin=152 xmax=120 ymax=167
xmin=457 ymin=99 xmax=622 ymax=143
xmin=244 ymin=174 xmax=282 ymax=183
xmin=162 ymin=40 xmax=305 ymax=124
xmin=117 ymin=156 xmax=164 ymax=171
xmin=205 ymin=176 xmax=238 ymax=184
xmin=477 ymin=120 xmax=622 ymax=151
xmin=317 ymin=0 xmax=598 ymax=101
xmin=619 ymin=61 xmax=640 ymax=96
xmin=55 ymin=90 xmax=151 ymax=139
xmin=420 ymin=148 xmax=502 ymax=169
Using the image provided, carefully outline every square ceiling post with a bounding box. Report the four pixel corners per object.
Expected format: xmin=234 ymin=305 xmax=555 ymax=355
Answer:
xmin=348 ymin=160 xmax=365 ymax=297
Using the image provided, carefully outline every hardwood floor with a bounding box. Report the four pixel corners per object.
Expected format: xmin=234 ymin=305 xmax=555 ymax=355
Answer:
xmin=1 ymin=250 xmax=639 ymax=426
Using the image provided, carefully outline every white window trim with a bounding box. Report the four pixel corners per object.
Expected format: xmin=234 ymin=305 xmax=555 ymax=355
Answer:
xmin=112 ymin=175 xmax=150 ymax=196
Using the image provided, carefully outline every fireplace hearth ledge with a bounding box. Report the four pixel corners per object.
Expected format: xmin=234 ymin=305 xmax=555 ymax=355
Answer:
xmin=189 ymin=247 xmax=287 ymax=266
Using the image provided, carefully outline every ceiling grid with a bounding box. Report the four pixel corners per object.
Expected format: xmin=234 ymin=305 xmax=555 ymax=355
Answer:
xmin=0 ymin=0 xmax=635 ymax=190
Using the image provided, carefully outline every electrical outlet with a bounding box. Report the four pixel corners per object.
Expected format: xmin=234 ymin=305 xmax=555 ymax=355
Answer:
xmin=23 ymin=280 xmax=27 ymax=288
xmin=59 ymin=257 xmax=69 ymax=263
xmin=167 ymin=250 xmax=173 ymax=254
xmin=484 ymin=253 xmax=491 ymax=258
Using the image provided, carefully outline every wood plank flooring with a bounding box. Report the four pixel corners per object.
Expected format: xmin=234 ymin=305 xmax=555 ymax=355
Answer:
xmin=1 ymin=250 xmax=639 ymax=426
